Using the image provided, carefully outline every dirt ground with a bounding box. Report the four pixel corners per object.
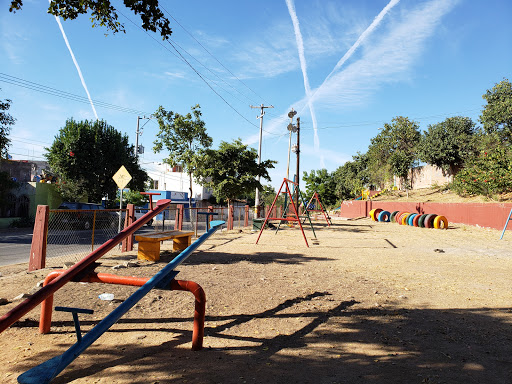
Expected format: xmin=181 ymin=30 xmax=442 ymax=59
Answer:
xmin=1 ymin=216 xmax=512 ymax=384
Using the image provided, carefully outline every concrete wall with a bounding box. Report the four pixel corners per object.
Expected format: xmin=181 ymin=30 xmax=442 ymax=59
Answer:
xmin=337 ymin=200 xmax=512 ymax=230
xmin=395 ymin=164 xmax=453 ymax=190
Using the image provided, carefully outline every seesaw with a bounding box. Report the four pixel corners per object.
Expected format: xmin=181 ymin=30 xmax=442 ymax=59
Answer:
xmin=0 ymin=199 xmax=225 ymax=383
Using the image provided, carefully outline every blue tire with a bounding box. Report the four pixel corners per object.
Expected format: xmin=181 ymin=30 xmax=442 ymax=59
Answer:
xmin=407 ymin=213 xmax=418 ymax=226
xmin=377 ymin=210 xmax=391 ymax=222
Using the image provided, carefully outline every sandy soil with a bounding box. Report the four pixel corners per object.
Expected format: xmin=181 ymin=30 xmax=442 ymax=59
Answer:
xmin=1 ymin=217 xmax=511 ymax=384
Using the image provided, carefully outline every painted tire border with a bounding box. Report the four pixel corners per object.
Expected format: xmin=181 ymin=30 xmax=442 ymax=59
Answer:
xmin=434 ymin=215 xmax=448 ymax=229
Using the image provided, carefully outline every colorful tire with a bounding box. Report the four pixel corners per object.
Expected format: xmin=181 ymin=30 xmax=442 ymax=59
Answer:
xmin=369 ymin=209 xmax=376 ymax=220
xmin=434 ymin=215 xmax=448 ymax=229
xmin=412 ymin=214 xmax=421 ymax=227
xmin=397 ymin=212 xmax=408 ymax=225
xmin=372 ymin=208 xmax=383 ymax=221
xmin=424 ymin=214 xmax=437 ymax=228
xmin=378 ymin=210 xmax=390 ymax=222
xmin=418 ymin=214 xmax=428 ymax=228
xmin=401 ymin=213 xmax=411 ymax=225
xmin=407 ymin=213 xmax=417 ymax=226
xmin=390 ymin=211 xmax=400 ymax=223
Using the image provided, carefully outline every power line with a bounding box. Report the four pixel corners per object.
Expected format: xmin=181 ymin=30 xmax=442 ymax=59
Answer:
xmin=0 ymin=73 xmax=152 ymax=115
xmin=160 ymin=5 xmax=271 ymax=106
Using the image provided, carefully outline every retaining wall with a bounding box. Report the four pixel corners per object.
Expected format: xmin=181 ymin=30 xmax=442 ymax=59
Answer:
xmin=337 ymin=200 xmax=512 ymax=230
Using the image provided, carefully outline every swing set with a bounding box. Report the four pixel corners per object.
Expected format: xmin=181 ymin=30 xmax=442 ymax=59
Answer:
xmin=255 ymin=178 xmax=316 ymax=247
xmin=304 ymin=191 xmax=332 ymax=226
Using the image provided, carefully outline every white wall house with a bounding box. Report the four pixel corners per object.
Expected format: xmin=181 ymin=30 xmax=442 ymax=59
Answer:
xmin=143 ymin=162 xmax=212 ymax=201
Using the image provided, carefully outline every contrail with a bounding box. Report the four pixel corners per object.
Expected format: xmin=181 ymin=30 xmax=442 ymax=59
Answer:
xmin=52 ymin=12 xmax=98 ymax=119
xmin=309 ymin=0 xmax=400 ymax=105
xmin=285 ymin=0 xmax=322 ymax=163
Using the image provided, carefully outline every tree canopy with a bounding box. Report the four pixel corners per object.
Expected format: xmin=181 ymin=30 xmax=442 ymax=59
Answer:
xmin=194 ymin=139 xmax=276 ymax=207
xmin=45 ymin=118 xmax=148 ymax=203
xmin=0 ymin=90 xmax=15 ymax=159
xmin=333 ymin=152 xmax=369 ymax=200
xmin=153 ymin=104 xmax=212 ymax=205
xmin=9 ymin=0 xmax=172 ymax=40
xmin=480 ymin=78 xmax=512 ymax=142
xmin=418 ymin=116 xmax=477 ymax=174
xmin=302 ymin=169 xmax=337 ymax=207
xmin=368 ymin=116 xmax=420 ymax=188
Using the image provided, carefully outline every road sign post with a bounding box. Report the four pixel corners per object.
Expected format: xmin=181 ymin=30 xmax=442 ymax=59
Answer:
xmin=112 ymin=166 xmax=132 ymax=233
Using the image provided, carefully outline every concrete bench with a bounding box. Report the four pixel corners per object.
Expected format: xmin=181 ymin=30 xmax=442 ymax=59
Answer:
xmin=135 ymin=231 xmax=194 ymax=261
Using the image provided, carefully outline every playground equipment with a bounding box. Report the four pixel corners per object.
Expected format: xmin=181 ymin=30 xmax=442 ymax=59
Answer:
xmin=256 ymin=178 xmax=316 ymax=247
xmin=304 ymin=191 xmax=332 ymax=226
xmin=500 ymin=208 xmax=512 ymax=239
xmin=369 ymin=208 xmax=448 ymax=229
xmin=0 ymin=200 xmax=171 ymax=334
xmin=16 ymin=218 xmax=225 ymax=383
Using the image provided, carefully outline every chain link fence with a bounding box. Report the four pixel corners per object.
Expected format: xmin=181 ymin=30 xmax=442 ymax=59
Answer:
xmin=44 ymin=205 xmax=256 ymax=268
xmin=46 ymin=208 xmax=126 ymax=268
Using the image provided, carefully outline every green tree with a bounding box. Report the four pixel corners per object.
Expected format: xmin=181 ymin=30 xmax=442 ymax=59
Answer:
xmin=0 ymin=91 xmax=15 ymax=159
xmin=333 ymin=152 xmax=370 ymax=200
xmin=194 ymin=139 xmax=276 ymax=209
xmin=480 ymin=78 xmax=512 ymax=142
xmin=418 ymin=116 xmax=478 ymax=174
xmin=153 ymin=104 xmax=212 ymax=207
xmin=9 ymin=0 xmax=172 ymax=40
xmin=302 ymin=169 xmax=337 ymax=207
xmin=45 ymin=118 xmax=148 ymax=203
xmin=367 ymin=116 xmax=420 ymax=188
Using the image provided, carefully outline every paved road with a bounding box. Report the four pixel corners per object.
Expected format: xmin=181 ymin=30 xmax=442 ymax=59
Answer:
xmin=0 ymin=226 xmax=161 ymax=267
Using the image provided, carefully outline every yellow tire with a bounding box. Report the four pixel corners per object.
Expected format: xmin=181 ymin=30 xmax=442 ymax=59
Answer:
xmin=369 ymin=209 xmax=376 ymax=221
xmin=433 ymin=215 xmax=448 ymax=229
xmin=401 ymin=213 xmax=410 ymax=225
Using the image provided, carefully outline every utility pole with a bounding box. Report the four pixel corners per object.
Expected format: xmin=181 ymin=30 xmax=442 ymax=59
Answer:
xmin=135 ymin=115 xmax=154 ymax=158
xmin=286 ymin=109 xmax=297 ymax=180
xmin=295 ymin=117 xmax=301 ymax=207
xmin=250 ymin=104 xmax=274 ymax=217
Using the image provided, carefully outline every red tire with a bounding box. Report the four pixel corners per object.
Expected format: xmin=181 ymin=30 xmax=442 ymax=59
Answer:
xmin=424 ymin=214 xmax=437 ymax=228
xmin=412 ymin=214 xmax=421 ymax=227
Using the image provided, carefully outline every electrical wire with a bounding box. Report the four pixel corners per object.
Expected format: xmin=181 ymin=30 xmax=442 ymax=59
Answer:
xmin=0 ymin=73 xmax=151 ymax=115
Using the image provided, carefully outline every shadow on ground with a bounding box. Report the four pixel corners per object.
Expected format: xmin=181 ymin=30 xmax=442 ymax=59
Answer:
xmin=16 ymin=291 xmax=512 ymax=384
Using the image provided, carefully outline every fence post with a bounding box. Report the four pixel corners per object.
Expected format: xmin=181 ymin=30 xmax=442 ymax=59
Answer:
xmin=122 ymin=204 xmax=135 ymax=252
xmin=175 ymin=204 xmax=183 ymax=231
xmin=227 ymin=205 xmax=234 ymax=230
xmin=29 ymin=205 xmax=49 ymax=271
xmin=244 ymin=205 xmax=249 ymax=227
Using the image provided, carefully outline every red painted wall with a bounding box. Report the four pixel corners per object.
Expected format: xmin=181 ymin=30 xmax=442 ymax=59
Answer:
xmin=338 ymin=200 xmax=512 ymax=230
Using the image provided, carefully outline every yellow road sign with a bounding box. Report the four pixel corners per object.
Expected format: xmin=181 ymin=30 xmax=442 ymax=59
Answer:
xmin=113 ymin=165 xmax=132 ymax=189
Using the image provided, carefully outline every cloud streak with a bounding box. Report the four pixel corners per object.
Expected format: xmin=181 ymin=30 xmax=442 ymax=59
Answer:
xmin=53 ymin=14 xmax=98 ymax=120
xmin=285 ymin=0 xmax=322 ymax=166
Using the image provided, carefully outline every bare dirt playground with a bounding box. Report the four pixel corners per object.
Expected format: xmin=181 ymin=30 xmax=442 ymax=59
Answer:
xmin=1 ymin=209 xmax=512 ymax=383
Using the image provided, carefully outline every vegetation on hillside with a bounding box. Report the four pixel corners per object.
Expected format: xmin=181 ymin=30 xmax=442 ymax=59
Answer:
xmin=303 ymin=79 xmax=512 ymax=207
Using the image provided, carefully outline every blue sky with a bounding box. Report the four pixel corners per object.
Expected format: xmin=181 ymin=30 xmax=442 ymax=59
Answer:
xmin=2 ymin=0 xmax=511 ymax=190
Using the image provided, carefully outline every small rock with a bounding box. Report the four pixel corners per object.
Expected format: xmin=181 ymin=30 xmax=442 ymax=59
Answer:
xmin=112 ymin=264 xmax=126 ymax=270
xmin=13 ymin=293 xmax=32 ymax=301
xmin=0 ymin=298 xmax=10 ymax=305
xmin=434 ymin=249 xmax=445 ymax=253
xmin=63 ymin=262 xmax=75 ymax=269
xmin=136 ymin=335 xmax=146 ymax=340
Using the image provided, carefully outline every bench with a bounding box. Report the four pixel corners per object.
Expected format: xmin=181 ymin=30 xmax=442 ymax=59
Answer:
xmin=135 ymin=231 xmax=194 ymax=261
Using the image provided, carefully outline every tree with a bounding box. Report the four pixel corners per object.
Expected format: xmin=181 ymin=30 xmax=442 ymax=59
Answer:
xmin=333 ymin=152 xmax=370 ymax=200
xmin=194 ymin=139 xmax=276 ymax=209
xmin=480 ymin=78 xmax=512 ymax=142
xmin=45 ymin=118 xmax=148 ymax=203
xmin=302 ymin=169 xmax=337 ymax=207
xmin=0 ymin=90 xmax=15 ymax=159
xmin=367 ymin=116 xmax=420 ymax=189
xmin=9 ymin=0 xmax=172 ymax=40
xmin=153 ymin=104 xmax=212 ymax=208
xmin=418 ymin=116 xmax=478 ymax=174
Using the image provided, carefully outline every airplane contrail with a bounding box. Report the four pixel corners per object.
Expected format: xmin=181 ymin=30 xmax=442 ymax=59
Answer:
xmin=310 ymin=0 xmax=400 ymax=105
xmin=286 ymin=0 xmax=322 ymax=162
xmin=53 ymin=12 xmax=99 ymax=120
